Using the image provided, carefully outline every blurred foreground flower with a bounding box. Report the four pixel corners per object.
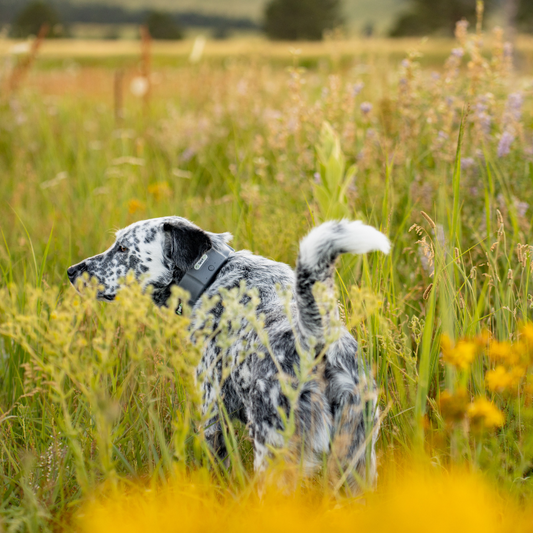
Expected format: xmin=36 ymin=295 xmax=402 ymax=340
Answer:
xmin=76 ymin=466 xmax=531 ymax=533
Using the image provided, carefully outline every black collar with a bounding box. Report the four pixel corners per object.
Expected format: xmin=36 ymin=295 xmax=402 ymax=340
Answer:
xmin=176 ymin=244 xmax=234 ymax=315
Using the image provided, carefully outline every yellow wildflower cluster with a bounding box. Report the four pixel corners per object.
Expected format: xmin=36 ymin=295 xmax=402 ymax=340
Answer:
xmin=438 ymin=388 xmax=469 ymax=424
xmin=128 ymin=198 xmax=146 ymax=215
xmin=76 ymin=465 xmax=533 ymax=533
xmin=485 ymin=365 xmax=524 ymax=393
xmin=483 ymin=323 xmax=533 ymax=392
xmin=148 ymin=181 xmax=172 ymax=201
xmin=439 ymin=390 xmax=505 ymax=431
xmin=467 ymin=398 xmax=505 ymax=432
xmin=488 ymin=340 xmax=522 ymax=366
xmin=440 ymin=334 xmax=478 ymax=370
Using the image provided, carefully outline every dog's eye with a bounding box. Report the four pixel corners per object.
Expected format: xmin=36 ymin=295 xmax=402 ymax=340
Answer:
xmin=118 ymin=245 xmax=128 ymax=253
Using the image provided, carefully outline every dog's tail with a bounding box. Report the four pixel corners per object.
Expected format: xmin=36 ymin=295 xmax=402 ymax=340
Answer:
xmin=295 ymin=220 xmax=389 ymax=488
xmin=295 ymin=220 xmax=390 ymax=347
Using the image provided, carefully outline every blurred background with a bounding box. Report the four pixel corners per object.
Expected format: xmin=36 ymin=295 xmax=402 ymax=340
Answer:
xmin=0 ymin=0 xmax=531 ymax=41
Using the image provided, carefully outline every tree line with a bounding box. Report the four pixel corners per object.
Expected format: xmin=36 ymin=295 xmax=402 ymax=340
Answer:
xmin=5 ymin=0 xmax=533 ymax=41
xmin=3 ymin=0 xmax=258 ymax=39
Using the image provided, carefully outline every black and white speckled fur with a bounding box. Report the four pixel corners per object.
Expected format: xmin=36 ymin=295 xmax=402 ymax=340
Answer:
xmin=67 ymin=216 xmax=390 ymax=486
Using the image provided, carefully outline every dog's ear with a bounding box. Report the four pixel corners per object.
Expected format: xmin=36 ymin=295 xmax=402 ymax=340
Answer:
xmin=163 ymin=222 xmax=212 ymax=273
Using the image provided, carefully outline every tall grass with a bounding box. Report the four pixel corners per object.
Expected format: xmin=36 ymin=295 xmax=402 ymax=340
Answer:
xmin=1 ymin=19 xmax=533 ymax=531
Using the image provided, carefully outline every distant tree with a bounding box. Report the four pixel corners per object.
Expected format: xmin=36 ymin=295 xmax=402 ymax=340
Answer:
xmin=212 ymin=26 xmax=230 ymax=40
xmin=517 ymin=0 xmax=533 ymax=33
xmin=264 ymin=0 xmax=341 ymax=41
xmin=11 ymin=1 xmax=65 ymax=38
xmin=389 ymin=0 xmax=493 ymax=37
xmin=145 ymin=11 xmax=183 ymax=40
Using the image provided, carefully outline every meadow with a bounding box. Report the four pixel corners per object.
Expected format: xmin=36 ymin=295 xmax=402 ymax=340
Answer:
xmin=1 ymin=21 xmax=533 ymax=532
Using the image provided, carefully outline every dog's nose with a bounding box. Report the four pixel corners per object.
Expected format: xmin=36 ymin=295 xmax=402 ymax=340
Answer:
xmin=67 ymin=262 xmax=87 ymax=283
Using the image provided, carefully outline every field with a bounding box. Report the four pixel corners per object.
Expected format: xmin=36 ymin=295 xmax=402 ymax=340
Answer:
xmin=2 ymin=25 xmax=533 ymax=532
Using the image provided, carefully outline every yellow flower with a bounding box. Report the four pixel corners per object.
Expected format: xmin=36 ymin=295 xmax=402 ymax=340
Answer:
xmin=467 ymin=398 xmax=505 ymax=431
xmin=439 ymin=388 xmax=469 ymax=425
xmin=519 ymin=322 xmax=533 ymax=345
xmin=441 ymin=335 xmax=478 ymax=370
xmin=440 ymin=333 xmax=453 ymax=355
xmin=488 ymin=340 xmax=521 ymax=366
xmin=525 ymin=375 xmax=533 ymax=407
xmin=474 ymin=329 xmax=491 ymax=347
xmin=518 ymin=322 xmax=533 ymax=364
xmin=148 ymin=181 xmax=171 ymax=201
xmin=485 ymin=365 xmax=524 ymax=393
xmin=128 ymin=199 xmax=146 ymax=215
xmin=76 ymin=465 xmax=529 ymax=533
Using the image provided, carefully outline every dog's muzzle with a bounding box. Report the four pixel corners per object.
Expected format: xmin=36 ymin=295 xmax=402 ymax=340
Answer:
xmin=67 ymin=262 xmax=87 ymax=285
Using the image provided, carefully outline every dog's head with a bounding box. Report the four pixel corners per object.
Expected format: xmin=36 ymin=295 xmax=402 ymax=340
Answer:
xmin=67 ymin=216 xmax=232 ymax=306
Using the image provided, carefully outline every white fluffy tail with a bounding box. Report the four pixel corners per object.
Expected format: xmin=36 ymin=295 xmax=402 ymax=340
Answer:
xmin=295 ymin=220 xmax=390 ymax=344
xmin=298 ymin=220 xmax=390 ymax=269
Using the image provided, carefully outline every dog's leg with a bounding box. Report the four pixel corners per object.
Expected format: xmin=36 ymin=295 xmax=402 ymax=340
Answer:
xmin=246 ymin=377 xmax=286 ymax=472
xmin=247 ymin=376 xmax=331 ymax=475
xmin=324 ymin=348 xmax=379 ymax=490
xmin=204 ymin=416 xmax=228 ymax=461
xmin=203 ymin=377 xmax=248 ymax=466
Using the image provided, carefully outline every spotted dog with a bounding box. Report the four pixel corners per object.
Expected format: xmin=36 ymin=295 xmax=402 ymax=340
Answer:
xmin=67 ymin=216 xmax=390 ymax=485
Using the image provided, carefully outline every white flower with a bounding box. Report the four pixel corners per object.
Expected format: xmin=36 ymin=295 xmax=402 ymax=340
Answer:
xmin=130 ymin=76 xmax=149 ymax=97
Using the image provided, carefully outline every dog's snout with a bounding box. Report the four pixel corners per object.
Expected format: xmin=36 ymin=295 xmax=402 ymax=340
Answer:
xmin=67 ymin=262 xmax=87 ymax=283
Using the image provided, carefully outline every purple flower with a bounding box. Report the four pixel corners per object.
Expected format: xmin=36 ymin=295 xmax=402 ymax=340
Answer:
xmin=506 ymin=92 xmax=523 ymax=122
xmin=352 ymin=81 xmax=364 ymax=96
xmin=456 ymin=20 xmax=469 ymax=33
xmin=360 ymin=102 xmax=373 ymax=115
xmin=503 ymin=42 xmax=513 ymax=58
xmin=474 ymin=99 xmax=492 ymax=135
xmin=498 ymin=131 xmax=515 ymax=158
xmin=181 ymin=147 xmax=196 ymax=162
xmin=461 ymin=157 xmax=475 ymax=170
xmin=451 ymin=48 xmax=464 ymax=58
xmin=313 ymin=172 xmax=321 ymax=184
xmin=515 ymin=199 xmax=529 ymax=217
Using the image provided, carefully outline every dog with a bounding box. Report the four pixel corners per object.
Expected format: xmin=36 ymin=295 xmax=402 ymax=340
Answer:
xmin=67 ymin=216 xmax=390 ymax=486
